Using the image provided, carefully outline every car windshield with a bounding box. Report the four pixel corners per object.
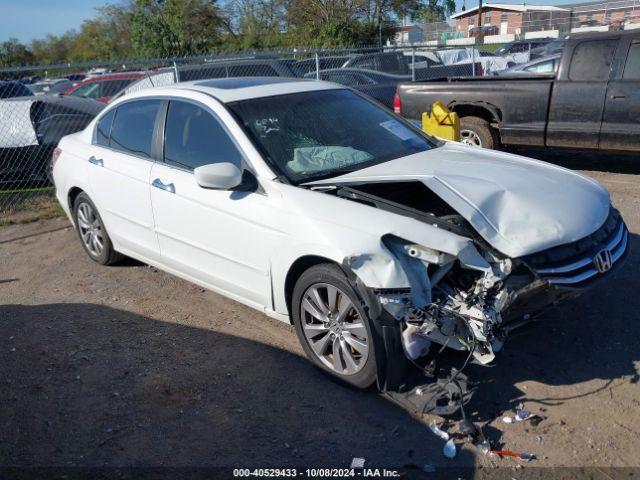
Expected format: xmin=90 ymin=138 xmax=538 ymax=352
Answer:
xmin=227 ymin=89 xmax=435 ymax=183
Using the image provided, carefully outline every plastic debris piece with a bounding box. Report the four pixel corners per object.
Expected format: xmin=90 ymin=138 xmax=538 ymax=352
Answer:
xmin=515 ymin=409 xmax=533 ymax=422
xmin=458 ymin=419 xmax=478 ymax=437
xmin=502 ymin=416 xmax=514 ymax=424
xmin=477 ymin=439 xmax=491 ymax=455
xmin=350 ymin=458 xmax=365 ymax=469
xmin=443 ymin=439 xmax=457 ymax=459
xmin=491 ymin=450 xmax=536 ymax=462
xmin=422 ymin=464 xmax=437 ymax=473
xmin=429 ymin=421 xmax=450 ymax=441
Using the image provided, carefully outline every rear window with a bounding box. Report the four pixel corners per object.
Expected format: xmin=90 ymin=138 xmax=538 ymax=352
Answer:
xmin=100 ymin=79 xmax=135 ymax=97
xmin=95 ymin=109 xmax=115 ymax=147
xmin=569 ymin=39 xmax=617 ymax=81
xmin=110 ymin=100 xmax=161 ymax=158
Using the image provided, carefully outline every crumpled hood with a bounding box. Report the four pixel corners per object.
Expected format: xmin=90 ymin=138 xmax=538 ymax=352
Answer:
xmin=306 ymin=143 xmax=611 ymax=257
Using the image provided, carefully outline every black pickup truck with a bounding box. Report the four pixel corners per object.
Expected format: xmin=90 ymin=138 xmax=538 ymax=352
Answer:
xmin=395 ymin=30 xmax=640 ymax=151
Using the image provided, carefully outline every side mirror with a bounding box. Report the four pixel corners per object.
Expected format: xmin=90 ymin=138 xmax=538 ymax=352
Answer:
xmin=194 ymin=162 xmax=243 ymax=190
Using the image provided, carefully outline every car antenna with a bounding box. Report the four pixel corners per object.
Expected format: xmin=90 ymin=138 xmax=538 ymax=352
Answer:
xmin=145 ymin=68 xmax=155 ymax=87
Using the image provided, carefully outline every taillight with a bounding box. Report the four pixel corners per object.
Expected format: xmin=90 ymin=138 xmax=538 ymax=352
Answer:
xmin=394 ymin=92 xmax=402 ymax=114
xmin=52 ymin=147 xmax=62 ymax=167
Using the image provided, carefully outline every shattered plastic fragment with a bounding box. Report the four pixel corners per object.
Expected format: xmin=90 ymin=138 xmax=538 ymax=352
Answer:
xmin=515 ymin=409 xmax=533 ymax=422
xmin=429 ymin=421 xmax=450 ymax=441
xmin=443 ymin=439 xmax=457 ymax=459
xmin=422 ymin=464 xmax=437 ymax=473
xmin=350 ymin=458 xmax=365 ymax=469
xmin=492 ymin=450 xmax=536 ymax=462
xmin=502 ymin=416 xmax=514 ymax=424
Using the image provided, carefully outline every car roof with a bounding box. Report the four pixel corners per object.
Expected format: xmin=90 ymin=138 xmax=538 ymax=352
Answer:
xmin=154 ymin=77 xmax=342 ymax=103
xmin=75 ymin=72 xmax=144 ymax=84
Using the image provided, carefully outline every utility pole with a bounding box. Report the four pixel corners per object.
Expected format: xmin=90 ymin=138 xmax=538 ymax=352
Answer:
xmin=477 ymin=0 xmax=484 ymax=44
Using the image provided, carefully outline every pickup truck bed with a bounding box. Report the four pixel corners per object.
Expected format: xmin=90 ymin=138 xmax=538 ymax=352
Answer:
xmin=396 ymin=30 xmax=640 ymax=152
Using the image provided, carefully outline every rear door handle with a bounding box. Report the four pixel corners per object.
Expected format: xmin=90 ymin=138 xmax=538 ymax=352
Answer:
xmin=611 ymin=94 xmax=627 ymax=99
xmin=88 ymin=156 xmax=103 ymax=167
xmin=152 ymin=178 xmax=175 ymax=194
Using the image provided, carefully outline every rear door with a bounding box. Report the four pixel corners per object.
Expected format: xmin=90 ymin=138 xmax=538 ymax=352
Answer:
xmin=546 ymin=38 xmax=618 ymax=149
xmin=600 ymin=36 xmax=640 ymax=151
xmin=86 ymin=99 xmax=162 ymax=261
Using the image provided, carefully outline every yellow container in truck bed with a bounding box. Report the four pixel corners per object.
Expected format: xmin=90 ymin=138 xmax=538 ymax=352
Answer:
xmin=422 ymin=101 xmax=460 ymax=142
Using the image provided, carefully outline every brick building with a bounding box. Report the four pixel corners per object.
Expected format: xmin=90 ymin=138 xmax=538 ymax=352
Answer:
xmin=451 ymin=3 xmax=570 ymax=37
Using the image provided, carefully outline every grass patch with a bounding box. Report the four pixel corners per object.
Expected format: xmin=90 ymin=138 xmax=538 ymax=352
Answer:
xmin=0 ymin=193 xmax=66 ymax=226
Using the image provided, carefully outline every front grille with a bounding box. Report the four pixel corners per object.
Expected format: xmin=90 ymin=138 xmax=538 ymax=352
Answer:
xmin=524 ymin=209 xmax=628 ymax=287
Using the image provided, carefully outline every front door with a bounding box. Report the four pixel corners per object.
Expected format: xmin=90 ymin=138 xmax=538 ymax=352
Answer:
xmin=87 ymin=99 xmax=162 ymax=261
xmin=149 ymin=99 xmax=278 ymax=308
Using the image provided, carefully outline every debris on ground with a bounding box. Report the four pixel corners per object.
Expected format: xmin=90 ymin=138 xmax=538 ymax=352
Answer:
xmin=443 ymin=438 xmax=457 ymax=459
xmin=515 ymin=408 xmax=533 ymax=422
xmin=491 ymin=449 xmax=536 ymax=462
xmin=428 ymin=421 xmax=450 ymax=441
xmin=350 ymin=457 xmax=365 ymax=469
xmin=422 ymin=464 xmax=437 ymax=473
xmin=502 ymin=416 xmax=514 ymax=424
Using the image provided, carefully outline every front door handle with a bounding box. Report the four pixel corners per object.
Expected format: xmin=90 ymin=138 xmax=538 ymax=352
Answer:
xmin=611 ymin=94 xmax=627 ymax=100
xmin=152 ymin=178 xmax=175 ymax=194
xmin=88 ymin=156 xmax=103 ymax=167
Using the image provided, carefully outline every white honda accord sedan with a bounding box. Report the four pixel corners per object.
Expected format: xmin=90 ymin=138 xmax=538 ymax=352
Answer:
xmin=53 ymin=78 xmax=628 ymax=390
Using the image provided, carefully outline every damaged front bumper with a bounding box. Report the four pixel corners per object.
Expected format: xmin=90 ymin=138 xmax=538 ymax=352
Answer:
xmin=346 ymin=209 xmax=629 ymax=414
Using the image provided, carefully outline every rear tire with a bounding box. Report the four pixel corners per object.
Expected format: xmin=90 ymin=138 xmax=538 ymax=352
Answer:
xmin=460 ymin=116 xmax=498 ymax=149
xmin=73 ymin=192 xmax=123 ymax=265
xmin=292 ymin=264 xmax=378 ymax=389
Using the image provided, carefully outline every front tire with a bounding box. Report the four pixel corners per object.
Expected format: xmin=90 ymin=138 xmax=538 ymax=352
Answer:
xmin=460 ymin=116 xmax=498 ymax=149
xmin=292 ymin=264 xmax=377 ymax=389
xmin=73 ymin=192 xmax=123 ymax=265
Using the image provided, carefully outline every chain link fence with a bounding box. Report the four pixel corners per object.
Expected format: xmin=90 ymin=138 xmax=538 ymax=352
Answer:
xmin=0 ymin=41 xmax=544 ymax=217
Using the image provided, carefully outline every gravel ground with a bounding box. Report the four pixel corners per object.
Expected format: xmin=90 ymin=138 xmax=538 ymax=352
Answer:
xmin=1 ymin=149 xmax=639 ymax=476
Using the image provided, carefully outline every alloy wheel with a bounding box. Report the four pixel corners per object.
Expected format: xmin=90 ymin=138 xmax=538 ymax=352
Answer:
xmin=300 ymin=283 xmax=369 ymax=375
xmin=77 ymin=202 xmax=104 ymax=257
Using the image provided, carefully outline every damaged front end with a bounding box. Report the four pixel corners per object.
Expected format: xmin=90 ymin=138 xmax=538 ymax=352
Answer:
xmin=328 ymin=182 xmax=629 ymax=415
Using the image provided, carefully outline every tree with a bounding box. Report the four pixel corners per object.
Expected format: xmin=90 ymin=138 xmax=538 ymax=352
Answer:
xmin=0 ymin=38 xmax=35 ymax=67
xmin=71 ymin=3 xmax=135 ymax=61
xmin=129 ymin=0 xmax=228 ymax=57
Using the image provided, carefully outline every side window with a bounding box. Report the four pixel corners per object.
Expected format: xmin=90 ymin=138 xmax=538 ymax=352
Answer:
xmin=164 ymin=101 xmax=243 ymax=171
xmin=95 ymin=109 xmax=115 ymax=147
xmin=100 ymin=79 xmax=134 ymax=97
xmin=71 ymin=82 xmax=100 ymax=98
xmin=525 ymin=59 xmax=555 ymax=73
xmin=110 ymin=100 xmax=161 ymax=158
xmin=623 ymin=42 xmax=640 ymax=80
xmin=569 ymin=39 xmax=617 ymax=81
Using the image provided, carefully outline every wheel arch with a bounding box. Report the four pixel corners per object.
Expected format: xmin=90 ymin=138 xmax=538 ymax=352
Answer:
xmin=283 ymin=255 xmax=340 ymax=322
xmin=450 ymin=101 xmax=502 ymax=125
xmin=68 ymin=187 xmax=85 ymax=214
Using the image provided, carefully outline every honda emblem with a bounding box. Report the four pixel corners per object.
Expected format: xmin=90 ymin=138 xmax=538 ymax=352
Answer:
xmin=593 ymin=248 xmax=613 ymax=274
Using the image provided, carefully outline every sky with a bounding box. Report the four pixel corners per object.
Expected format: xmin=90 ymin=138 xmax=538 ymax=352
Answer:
xmin=0 ymin=0 xmax=573 ymax=43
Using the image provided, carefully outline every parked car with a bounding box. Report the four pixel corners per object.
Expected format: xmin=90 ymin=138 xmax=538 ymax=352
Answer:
xmin=294 ymin=56 xmax=350 ymax=75
xmin=0 ymin=81 xmax=34 ymax=99
xmin=343 ymin=52 xmax=410 ymax=75
xmin=52 ymin=78 xmax=627 ymax=398
xmin=496 ymin=54 xmax=561 ymax=76
xmin=65 ymin=73 xmax=144 ymax=103
xmin=494 ymin=38 xmax=555 ymax=58
xmin=303 ymin=68 xmax=410 ymax=108
xmin=28 ymin=78 xmax=73 ymax=96
xmin=395 ymin=30 xmax=640 ymax=151
xmin=117 ymin=59 xmax=301 ymax=100
xmin=0 ymin=95 xmax=103 ymax=187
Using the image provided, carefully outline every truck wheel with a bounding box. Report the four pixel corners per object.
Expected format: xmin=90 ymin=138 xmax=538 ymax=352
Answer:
xmin=460 ymin=116 xmax=497 ymax=149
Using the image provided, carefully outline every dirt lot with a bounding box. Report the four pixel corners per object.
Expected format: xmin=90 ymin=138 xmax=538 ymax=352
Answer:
xmin=1 ymin=150 xmax=639 ymax=476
